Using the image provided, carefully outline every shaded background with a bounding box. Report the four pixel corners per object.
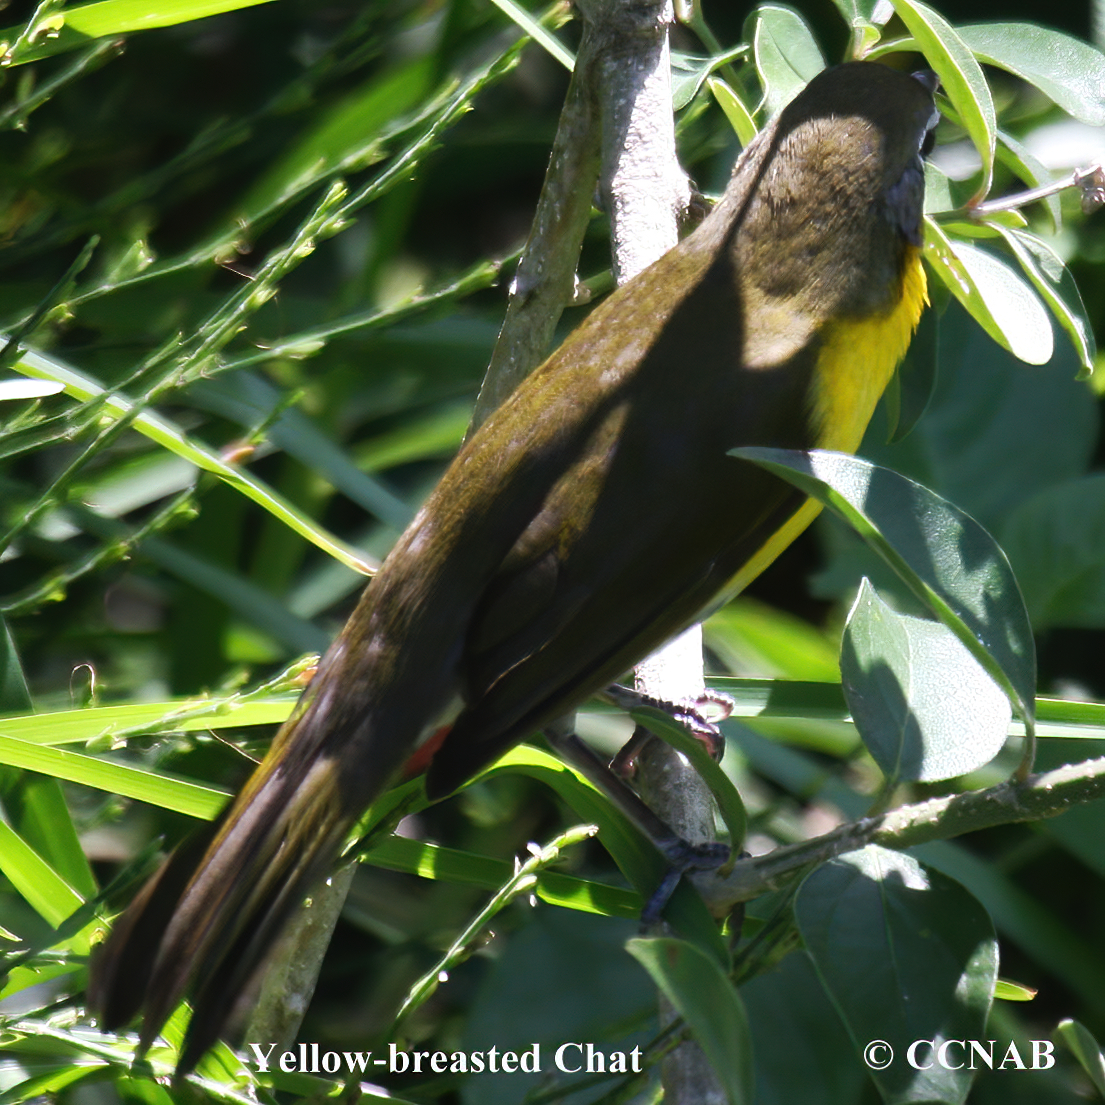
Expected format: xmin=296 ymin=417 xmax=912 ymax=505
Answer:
xmin=2 ymin=1 xmax=1105 ymax=1101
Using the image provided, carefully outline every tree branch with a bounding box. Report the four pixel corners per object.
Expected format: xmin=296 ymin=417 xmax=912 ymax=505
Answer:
xmin=696 ymin=754 xmax=1105 ymax=910
xmin=470 ymin=32 xmax=603 ymax=431
xmin=574 ymin=2 xmax=722 ymax=1101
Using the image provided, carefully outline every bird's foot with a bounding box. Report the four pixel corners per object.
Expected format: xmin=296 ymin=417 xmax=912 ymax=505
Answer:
xmin=603 ymin=684 xmax=734 ymax=774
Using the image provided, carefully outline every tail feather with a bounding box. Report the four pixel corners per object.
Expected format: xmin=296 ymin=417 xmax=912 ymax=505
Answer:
xmin=93 ymin=743 xmax=356 ymax=1071
xmin=89 ymin=826 xmax=220 ymax=1031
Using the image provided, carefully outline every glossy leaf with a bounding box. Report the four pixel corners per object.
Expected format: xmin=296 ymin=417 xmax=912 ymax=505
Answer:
xmin=0 ymin=732 xmax=229 ymax=818
xmin=0 ymin=696 xmax=296 ymax=746
xmin=746 ymin=4 xmax=825 ymax=116
xmin=673 ymin=46 xmax=749 ymax=110
xmin=1 ymin=772 xmax=97 ymax=898
xmin=708 ymin=76 xmax=759 ymax=146
xmin=891 ymin=0 xmax=995 ymax=197
xmin=734 ymin=448 xmax=1037 ymax=729
xmin=842 ymin=579 xmax=1011 ymax=782
xmin=994 ymin=127 xmax=1062 ymax=232
xmin=0 ymin=818 xmax=84 ymax=927
xmin=1058 ymin=1019 xmax=1105 ymax=1096
xmin=959 ymin=23 xmax=1105 ymax=126
xmin=924 ymin=218 xmax=1054 ymax=366
xmin=797 ymin=846 xmax=997 ymax=1105
xmin=363 ymin=833 xmax=641 ymax=920
xmin=993 ymin=225 xmax=1095 ymax=375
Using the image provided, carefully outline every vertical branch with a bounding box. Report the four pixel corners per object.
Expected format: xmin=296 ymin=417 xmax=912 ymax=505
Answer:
xmin=472 ymin=6 xmax=723 ymax=1099
xmin=577 ymin=2 xmax=724 ymax=1102
xmin=470 ymin=44 xmax=603 ymax=431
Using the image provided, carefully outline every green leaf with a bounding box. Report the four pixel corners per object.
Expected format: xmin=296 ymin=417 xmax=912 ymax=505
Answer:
xmin=0 ymin=817 xmax=84 ymax=927
xmin=0 ymin=696 xmax=295 ymax=746
xmin=733 ymin=449 xmax=1037 ymax=730
xmin=1057 ymin=1019 xmax=1105 ymax=1096
xmin=0 ymin=732 xmax=229 ymax=818
xmin=841 ymin=579 xmax=1011 ymax=783
xmin=0 ymin=0 xmax=278 ymax=66
xmin=236 ymin=59 xmax=435 ymax=231
xmin=0 ymin=615 xmax=32 ymax=714
xmin=627 ymin=936 xmax=753 ymax=1105
xmin=746 ymin=4 xmax=826 ymax=116
xmin=705 ymin=597 xmax=841 ymax=681
xmin=860 ymin=301 xmax=1095 ymax=531
xmin=797 ymin=846 xmax=997 ymax=1105
xmin=486 ymin=0 xmax=574 ymax=71
xmin=186 ymin=372 xmax=415 ymax=530
xmin=362 ymin=833 xmax=641 ymax=919
xmin=13 ymin=348 xmax=376 ymax=575
xmin=477 ymin=745 xmax=729 ymax=964
xmin=999 ymin=474 xmax=1105 ymax=629
xmin=673 ymin=47 xmax=748 ymax=111
xmin=707 ymin=76 xmax=759 ymax=146
xmin=993 ymin=226 xmax=1095 ymax=375
xmin=742 ymin=953 xmax=867 ymax=1105
xmin=993 ymin=978 xmax=1036 ymax=1001
xmin=1 ymin=772 xmax=97 ymax=897
xmin=959 ymin=23 xmax=1105 ymax=126
xmin=890 ymin=0 xmax=995 ymax=197
xmin=994 ymin=127 xmax=1062 ymax=232
xmin=924 ymin=219 xmax=1054 ymax=365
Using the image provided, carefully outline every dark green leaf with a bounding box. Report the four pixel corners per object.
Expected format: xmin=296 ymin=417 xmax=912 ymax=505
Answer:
xmin=0 ymin=616 xmax=31 ymax=714
xmin=734 ymin=448 xmax=1037 ymax=728
xmin=477 ymin=745 xmax=729 ymax=964
xmin=742 ymin=953 xmax=867 ymax=1105
xmin=628 ymin=936 xmax=754 ymax=1105
xmin=1057 ymin=1019 xmax=1105 ymax=1095
xmin=884 ymin=300 xmax=939 ymax=443
xmin=999 ymin=474 xmax=1105 ymax=629
xmin=862 ymin=302 xmax=1096 ymax=531
xmin=797 ymin=845 xmax=997 ymax=1105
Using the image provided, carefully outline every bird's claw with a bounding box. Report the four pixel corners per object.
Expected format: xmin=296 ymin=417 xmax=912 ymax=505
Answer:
xmin=640 ymin=839 xmax=731 ymax=927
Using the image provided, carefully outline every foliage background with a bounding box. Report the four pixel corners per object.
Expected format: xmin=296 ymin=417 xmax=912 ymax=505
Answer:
xmin=3 ymin=0 xmax=1105 ymax=1102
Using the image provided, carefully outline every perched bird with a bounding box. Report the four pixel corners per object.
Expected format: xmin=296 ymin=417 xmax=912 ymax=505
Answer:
xmin=90 ymin=61 xmax=938 ymax=1071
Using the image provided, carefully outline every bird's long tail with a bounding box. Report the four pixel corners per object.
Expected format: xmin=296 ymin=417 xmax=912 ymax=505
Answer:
xmin=90 ymin=726 xmax=358 ymax=1073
